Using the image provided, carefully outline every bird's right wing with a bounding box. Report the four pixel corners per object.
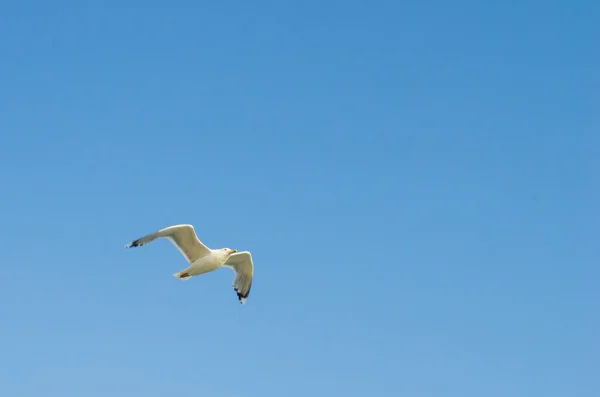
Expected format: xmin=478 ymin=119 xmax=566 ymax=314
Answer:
xmin=223 ymin=251 xmax=254 ymax=304
xmin=125 ymin=224 xmax=211 ymax=263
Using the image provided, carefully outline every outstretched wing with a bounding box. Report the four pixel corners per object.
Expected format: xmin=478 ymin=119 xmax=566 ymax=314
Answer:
xmin=125 ymin=224 xmax=211 ymax=263
xmin=223 ymin=251 xmax=254 ymax=304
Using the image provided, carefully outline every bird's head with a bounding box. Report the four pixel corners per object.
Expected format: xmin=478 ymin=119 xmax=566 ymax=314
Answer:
xmin=223 ymin=248 xmax=237 ymax=256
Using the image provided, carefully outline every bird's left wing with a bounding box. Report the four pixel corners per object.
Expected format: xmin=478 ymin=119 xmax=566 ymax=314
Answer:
xmin=125 ymin=224 xmax=211 ymax=263
xmin=223 ymin=251 xmax=254 ymax=304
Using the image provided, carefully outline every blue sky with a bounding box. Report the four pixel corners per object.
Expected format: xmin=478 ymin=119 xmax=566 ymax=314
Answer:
xmin=0 ymin=1 xmax=598 ymax=396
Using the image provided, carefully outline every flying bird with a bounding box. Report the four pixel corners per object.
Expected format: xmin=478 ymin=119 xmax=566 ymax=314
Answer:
xmin=125 ymin=224 xmax=254 ymax=304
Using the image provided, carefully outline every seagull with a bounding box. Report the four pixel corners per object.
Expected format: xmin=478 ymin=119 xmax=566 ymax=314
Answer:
xmin=125 ymin=224 xmax=254 ymax=304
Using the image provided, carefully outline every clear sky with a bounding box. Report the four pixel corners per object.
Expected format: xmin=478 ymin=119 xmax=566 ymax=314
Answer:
xmin=0 ymin=1 xmax=598 ymax=396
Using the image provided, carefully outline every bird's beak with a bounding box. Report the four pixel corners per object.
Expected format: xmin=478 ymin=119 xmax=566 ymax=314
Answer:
xmin=232 ymin=249 xmax=237 ymax=253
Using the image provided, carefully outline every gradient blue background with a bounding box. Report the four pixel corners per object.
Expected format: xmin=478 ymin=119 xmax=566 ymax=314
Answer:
xmin=0 ymin=1 xmax=598 ymax=396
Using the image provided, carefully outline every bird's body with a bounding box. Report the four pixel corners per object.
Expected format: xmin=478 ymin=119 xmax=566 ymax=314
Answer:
xmin=125 ymin=224 xmax=254 ymax=303
xmin=177 ymin=248 xmax=231 ymax=279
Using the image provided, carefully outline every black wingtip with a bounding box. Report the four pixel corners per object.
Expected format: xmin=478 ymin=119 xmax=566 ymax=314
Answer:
xmin=125 ymin=239 xmax=143 ymax=248
xmin=234 ymin=283 xmax=252 ymax=304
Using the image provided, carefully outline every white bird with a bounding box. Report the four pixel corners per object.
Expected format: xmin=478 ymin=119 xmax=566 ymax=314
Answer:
xmin=125 ymin=224 xmax=254 ymax=304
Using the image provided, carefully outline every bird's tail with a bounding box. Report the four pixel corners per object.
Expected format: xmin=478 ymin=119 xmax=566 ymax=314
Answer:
xmin=173 ymin=270 xmax=192 ymax=280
